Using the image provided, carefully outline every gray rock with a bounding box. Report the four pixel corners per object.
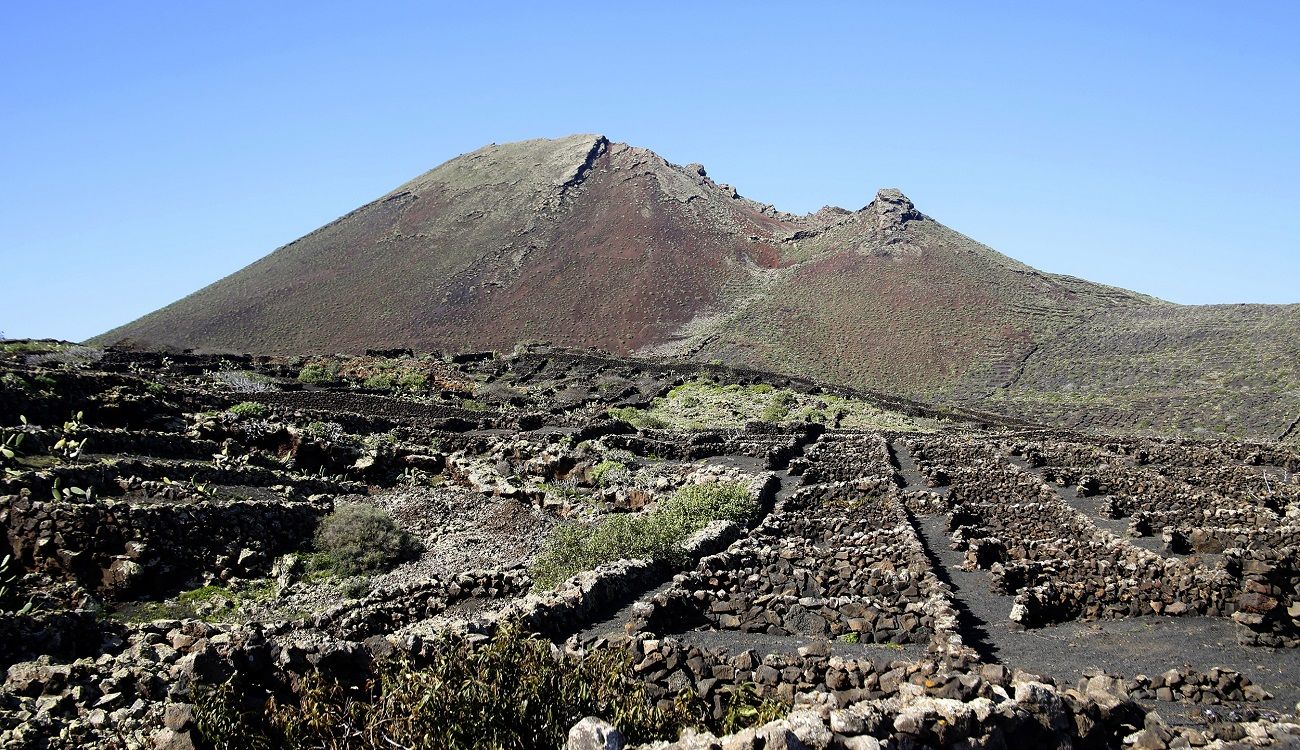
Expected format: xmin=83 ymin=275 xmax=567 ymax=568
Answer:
xmin=566 ymin=716 xmax=624 ymax=750
xmin=152 ymin=728 xmax=196 ymax=750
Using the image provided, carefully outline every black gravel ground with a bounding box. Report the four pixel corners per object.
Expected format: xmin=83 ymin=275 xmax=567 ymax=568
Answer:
xmin=898 ymin=443 xmax=1300 ymax=720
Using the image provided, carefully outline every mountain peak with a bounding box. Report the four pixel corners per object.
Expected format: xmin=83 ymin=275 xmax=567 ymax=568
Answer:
xmin=867 ymin=188 xmax=923 ymax=231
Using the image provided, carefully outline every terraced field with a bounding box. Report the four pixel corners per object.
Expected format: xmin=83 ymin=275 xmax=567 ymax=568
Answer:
xmin=1 ymin=345 xmax=1298 ymax=749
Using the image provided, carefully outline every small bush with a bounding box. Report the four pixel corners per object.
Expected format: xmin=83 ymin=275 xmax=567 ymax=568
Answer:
xmin=314 ymin=502 xmax=420 ymax=576
xmin=607 ymin=407 xmax=667 ymax=430
xmin=530 ymin=481 xmax=755 ymax=589
xmin=1 ymin=341 xmax=69 ymax=356
xmin=178 ymin=585 xmax=234 ymax=606
xmin=297 ymin=362 xmax=338 ymax=385
xmin=802 ymin=408 xmax=829 ymax=424
xmin=363 ymin=373 xmax=394 ymax=389
xmin=397 ymin=371 xmax=427 ymax=390
xmin=591 ymin=459 xmax=630 ymax=486
xmin=227 ymin=401 xmax=267 ymax=419
xmin=301 ymin=421 xmax=349 ymax=445
xmin=0 ymin=373 xmax=30 ymax=392
xmin=607 ymin=406 xmax=640 ymax=424
xmin=760 ymin=401 xmax=789 ymax=424
xmin=657 ymin=482 xmax=759 ymax=532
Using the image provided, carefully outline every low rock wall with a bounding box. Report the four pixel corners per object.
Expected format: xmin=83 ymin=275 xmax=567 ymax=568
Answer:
xmin=1 ymin=494 xmax=329 ymax=597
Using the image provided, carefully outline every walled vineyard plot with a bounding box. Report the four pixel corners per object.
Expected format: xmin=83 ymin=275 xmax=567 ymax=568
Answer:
xmin=0 ymin=347 xmax=1298 ymax=748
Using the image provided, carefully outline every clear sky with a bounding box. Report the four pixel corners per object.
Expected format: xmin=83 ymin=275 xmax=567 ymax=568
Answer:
xmin=2 ymin=1 xmax=1298 ymax=341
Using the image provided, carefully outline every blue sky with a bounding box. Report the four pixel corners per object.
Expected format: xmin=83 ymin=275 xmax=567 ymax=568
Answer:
xmin=2 ymin=1 xmax=1298 ymax=341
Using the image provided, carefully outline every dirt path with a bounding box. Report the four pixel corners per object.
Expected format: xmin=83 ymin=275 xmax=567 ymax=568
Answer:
xmin=890 ymin=441 xmax=947 ymax=498
xmin=909 ymin=511 xmax=1017 ymax=663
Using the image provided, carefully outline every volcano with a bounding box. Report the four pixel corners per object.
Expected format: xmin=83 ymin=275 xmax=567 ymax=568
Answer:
xmin=96 ymin=134 xmax=1300 ymax=440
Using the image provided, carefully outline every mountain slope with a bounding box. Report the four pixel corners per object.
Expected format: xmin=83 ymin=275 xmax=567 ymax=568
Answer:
xmin=987 ymin=303 xmax=1300 ymax=441
xmin=95 ymin=134 xmax=1298 ymax=440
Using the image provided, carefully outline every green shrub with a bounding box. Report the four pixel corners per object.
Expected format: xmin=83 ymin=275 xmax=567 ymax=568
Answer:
xmin=363 ymin=373 xmax=394 ymax=389
xmin=0 ymin=373 xmax=30 ymax=392
xmin=760 ymin=401 xmax=789 ymax=424
xmin=301 ymin=421 xmax=350 ymax=445
xmin=590 ymin=459 xmax=630 ymax=487
xmin=178 ymin=585 xmax=234 ymax=606
xmin=607 ymin=406 xmax=640 ymax=424
xmin=337 ymin=576 xmax=371 ymax=599
xmin=0 ymin=341 xmax=69 ymax=356
xmin=607 ymin=407 xmax=666 ymax=430
xmin=227 ymin=401 xmax=267 ymax=419
xmin=657 ymin=482 xmax=759 ymax=532
xmin=460 ymin=398 xmax=487 ymax=412
xmin=802 ymin=408 xmax=829 ymax=424
xmin=297 ymin=362 xmax=338 ymax=385
xmin=397 ymin=371 xmax=427 ymax=390
xmin=313 ymin=503 xmax=420 ymax=576
xmin=194 ymin=620 xmax=782 ymax=750
xmin=530 ymin=481 xmax=755 ymax=589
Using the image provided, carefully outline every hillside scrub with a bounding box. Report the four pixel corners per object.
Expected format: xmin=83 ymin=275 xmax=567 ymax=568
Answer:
xmin=612 ymin=378 xmax=933 ymax=432
xmin=314 ymin=502 xmax=421 ymax=576
xmin=530 ymin=481 xmax=757 ymax=589
xmin=296 ymin=355 xmax=471 ymax=394
xmin=607 ymin=407 xmax=667 ymax=430
xmin=0 ymin=341 xmax=71 ymax=357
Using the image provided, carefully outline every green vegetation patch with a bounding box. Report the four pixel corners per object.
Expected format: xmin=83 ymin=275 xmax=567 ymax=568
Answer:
xmin=297 ymin=361 xmax=339 ymax=385
xmin=297 ymin=355 xmax=465 ymax=393
xmin=227 ymin=401 xmax=267 ymax=419
xmin=612 ymin=378 xmax=933 ymax=432
xmin=608 ymin=407 xmax=667 ymax=430
xmin=590 ymin=459 xmax=630 ymax=486
xmin=110 ymin=581 xmax=276 ymax=624
xmin=530 ymin=481 xmax=756 ymax=589
xmin=0 ymin=341 xmax=72 ymax=356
